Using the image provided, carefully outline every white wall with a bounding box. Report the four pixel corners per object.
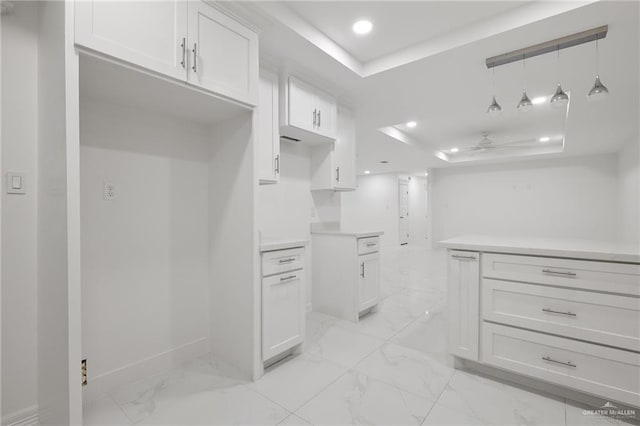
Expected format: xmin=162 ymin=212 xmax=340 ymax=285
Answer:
xmin=1 ymin=2 xmax=39 ymax=420
xmin=342 ymin=174 xmax=400 ymax=248
xmin=430 ymin=154 xmax=620 ymax=243
xmin=258 ymin=143 xmax=314 ymax=240
xmin=617 ymin=138 xmax=640 ymax=245
xmin=80 ymin=98 xmax=211 ymax=386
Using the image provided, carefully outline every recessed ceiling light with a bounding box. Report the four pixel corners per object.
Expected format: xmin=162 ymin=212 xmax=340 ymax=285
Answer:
xmin=539 ymin=136 xmax=550 ymax=142
xmin=352 ymin=20 xmax=373 ymax=35
xmin=450 ymin=148 xmax=459 ymax=153
xmin=406 ymin=121 xmax=417 ymax=128
xmin=364 ymin=170 xmax=371 ymax=174
xmin=424 ymin=172 xmax=429 ymax=176
xmin=532 ymin=96 xmax=547 ymax=105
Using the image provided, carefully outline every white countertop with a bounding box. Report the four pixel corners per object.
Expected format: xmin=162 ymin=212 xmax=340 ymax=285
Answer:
xmin=311 ymin=229 xmax=384 ymax=238
xmin=439 ymin=235 xmax=640 ymax=263
xmin=260 ymin=238 xmax=309 ymax=252
xmin=310 ymin=222 xmax=384 ymax=239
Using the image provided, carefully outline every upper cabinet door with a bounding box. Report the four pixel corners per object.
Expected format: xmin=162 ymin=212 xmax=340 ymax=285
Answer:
xmin=287 ymin=76 xmax=317 ymax=133
xmin=333 ymin=107 xmax=356 ymax=191
xmin=314 ymin=91 xmax=337 ymax=140
xmin=187 ymin=1 xmax=258 ymax=106
xmin=258 ymin=72 xmax=280 ymax=184
xmin=75 ymin=1 xmax=188 ymax=81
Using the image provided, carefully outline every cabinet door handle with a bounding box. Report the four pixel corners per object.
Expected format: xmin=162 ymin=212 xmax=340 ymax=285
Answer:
xmin=336 ymin=167 xmax=340 ymax=182
xmin=542 ymin=356 xmax=576 ymax=368
xmin=313 ymin=109 xmax=317 ymax=127
xmin=192 ymin=43 xmax=197 ymax=73
xmin=279 ymin=275 xmax=297 ymax=282
xmin=360 ymin=262 xmax=365 ymax=278
xmin=318 ymin=110 xmax=321 ymax=127
xmin=451 ymin=254 xmax=476 ymax=260
xmin=542 ymin=269 xmax=577 ymax=277
xmin=542 ymin=308 xmax=576 ymax=317
xmin=278 ymin=257 xmax=296 ymax=264
xmin=180 ymin=37 xmax=186 ymax=69
xmin=275 ymin=155 xmax=280 ymax=174
xmin=366 ymin=243 xmax=376 ymax=247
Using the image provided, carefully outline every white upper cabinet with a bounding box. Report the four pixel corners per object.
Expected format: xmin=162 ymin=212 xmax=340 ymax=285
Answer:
xmin=257 ymin=71 xmax=280 ymax=185
xmin=187 ymin=1 xmax=258 ymax=106
xmin=314 ymin=91 xmax=337 ymax=139
xmin=287 ymin=77 xmax=317 ymax=135
xmin=333 ymin=106 xmax=357 ymax=190
xmin=281 ymin=76 xmax=337 ymax=143
xmin=75 ymin=1 xmax=188 ymax=81
xmin=310 ymin=106 xmax=356 ymax=191
xmin=75 ymin=1 xmax=258 ymax=106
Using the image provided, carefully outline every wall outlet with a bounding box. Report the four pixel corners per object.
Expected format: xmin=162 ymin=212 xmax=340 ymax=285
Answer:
xmin=103 ymin=182 xmax=116 ymax=200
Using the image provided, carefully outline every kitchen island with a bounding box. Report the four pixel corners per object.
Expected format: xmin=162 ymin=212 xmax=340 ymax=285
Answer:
xmin=440 ymin=235 xmax=640 ymax=408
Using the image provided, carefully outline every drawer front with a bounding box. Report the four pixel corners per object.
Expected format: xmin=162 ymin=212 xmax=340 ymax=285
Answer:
xmin=482 ymin=323 xmax=640 ymax=407
xmin=483 ymin=253 xmax=640 ymax=296
xmin=262 ymin=247 xmax=304 ymax=277
xmin=358 ymin=236 xmax=380 ymax=255
xmin=482 ymin=279 xmax=640 ymax=351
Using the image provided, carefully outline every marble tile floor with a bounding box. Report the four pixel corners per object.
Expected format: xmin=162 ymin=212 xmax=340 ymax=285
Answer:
xmin=83 ymin=245 xmax=636 ymax=426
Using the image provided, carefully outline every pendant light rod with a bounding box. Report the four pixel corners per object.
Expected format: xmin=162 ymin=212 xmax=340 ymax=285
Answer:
xmin=486 ymin=25 xmax=607 ymax=68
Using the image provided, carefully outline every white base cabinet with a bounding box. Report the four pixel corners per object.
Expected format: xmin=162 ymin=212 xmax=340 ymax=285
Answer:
xmin=261 ymin=246 xmax=306 ymax=362
xmin=312 ymin=232 xmax=382 ymax=322
xmin=446 ymin=247 xmax=640 ymax=408
xmin=447 ymin=250 xmax=480 ymax=361
xmin=75 ymin=0 xmax=258 ymax=105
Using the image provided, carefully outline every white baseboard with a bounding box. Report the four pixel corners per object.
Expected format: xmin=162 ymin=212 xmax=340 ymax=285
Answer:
xmin=2 ymin=405 xmax=39 ymax=426
xmin=82 ymin=337 xmax=209 ymax=403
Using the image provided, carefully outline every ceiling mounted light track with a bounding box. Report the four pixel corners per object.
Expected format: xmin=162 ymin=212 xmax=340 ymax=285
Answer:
xmin=485 ymin=25 xmax=608 ymax=69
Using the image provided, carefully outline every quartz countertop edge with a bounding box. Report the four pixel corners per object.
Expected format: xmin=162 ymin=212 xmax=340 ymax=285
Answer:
xmin=439 ymin=235 xmax=640 ymax=263
xmin=260 ymin=238 xmax=309 ymax=252
xmin=311 ymin=230 xmax=384 ymax=238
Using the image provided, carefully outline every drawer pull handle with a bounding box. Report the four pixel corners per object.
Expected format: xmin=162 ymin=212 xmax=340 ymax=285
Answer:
xmin=279 ymin=275 xmax=297 ymax=282
xmin=542 ymin=269 xmax=577 ymax=277
xmin=278 ymin=258 xmax=296 ymax=264
xmin=542 ymin=356 xmax=576 ymax=368
xmin=366 ymin=243 xmax=377 ymax=247
xmin=542 ymin=308 xmax=576 ymax=317
xmin=452 ymin=254 xmax=477 ymax=260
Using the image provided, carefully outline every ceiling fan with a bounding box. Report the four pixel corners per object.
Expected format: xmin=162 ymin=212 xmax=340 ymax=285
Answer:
xmin=455 ymin=132 xmax=536 ymax=154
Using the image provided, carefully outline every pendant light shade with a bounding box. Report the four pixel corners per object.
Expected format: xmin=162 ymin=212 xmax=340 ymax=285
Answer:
xmin=487 ymin=96 xmax=502 ymax=116
xmin=550 ymin=83 xmax=569 ymax=108
xmin=588 ymin=75 xmax=609 ymax=100
xmin=588 ymin=37 xmax=609 ymax=100
xmin=487 ymin=67 xmax=502 ymax=116
xmin=517 ymin=90 xmax=533 ymax=112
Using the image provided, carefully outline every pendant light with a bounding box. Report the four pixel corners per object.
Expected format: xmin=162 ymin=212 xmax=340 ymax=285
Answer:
xmin=588 ymin=35 xmax=609 ymax=100
xmin=550 ymin=46 xmax=569 ymax=108
xmin=487 ymin=67 xmax=502 ymax=116
xmin=517 ymin=54 xmax=533 ymax=112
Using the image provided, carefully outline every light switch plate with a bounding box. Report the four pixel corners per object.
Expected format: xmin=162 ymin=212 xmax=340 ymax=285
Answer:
xmin=7 ymin=172 xmax=25 ymax=194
